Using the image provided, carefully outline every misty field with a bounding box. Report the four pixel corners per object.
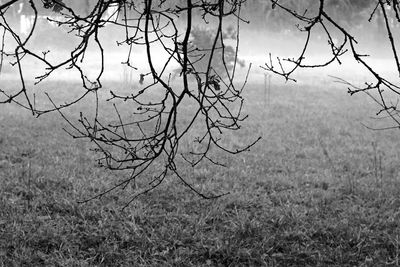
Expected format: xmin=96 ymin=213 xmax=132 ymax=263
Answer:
xmin=1 ymin=80 xmax=400 ymax=266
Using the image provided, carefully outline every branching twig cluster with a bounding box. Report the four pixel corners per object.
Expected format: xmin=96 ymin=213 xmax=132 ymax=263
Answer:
xmin=0 ymin=0 xmax=255 ymax=205
xmin=263 ymin=0 xmax=400 ymax=129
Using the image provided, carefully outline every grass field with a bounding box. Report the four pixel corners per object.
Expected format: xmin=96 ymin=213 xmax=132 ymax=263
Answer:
xmin=1 ymin=80 xmax=400 ymax=266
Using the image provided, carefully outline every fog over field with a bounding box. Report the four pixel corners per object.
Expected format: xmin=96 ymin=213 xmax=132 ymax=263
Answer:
xmin=2 ymin=2 xmax=398 ymax=87
xmin=3 ymin=23 xmax=397 ymax=86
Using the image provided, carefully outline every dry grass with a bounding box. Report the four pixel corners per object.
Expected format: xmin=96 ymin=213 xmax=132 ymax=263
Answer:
xmin=1 ymin=80 xmax=400 ymax=266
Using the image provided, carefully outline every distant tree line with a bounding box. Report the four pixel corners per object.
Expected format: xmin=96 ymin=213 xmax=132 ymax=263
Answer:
xmin=243 ymin=0 xmax=379 ymax=30
xmin=3 ymin=0 xmax=377 ymax=29
xmin=3 ymin=0 xmax=389 ymax=38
